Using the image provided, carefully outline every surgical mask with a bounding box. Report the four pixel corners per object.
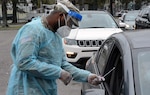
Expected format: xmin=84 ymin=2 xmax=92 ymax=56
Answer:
xmin=57 ymin=26 xmax=71 ymax=38
xmin=57 ymin=14 xmax=71 ymax=38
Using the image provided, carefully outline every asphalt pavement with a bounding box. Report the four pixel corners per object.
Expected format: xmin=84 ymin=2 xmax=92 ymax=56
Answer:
xmin=0 ymin=30 xmax=17 ymax=95
xmin=0 ymin=28 xmax=81 ymax=95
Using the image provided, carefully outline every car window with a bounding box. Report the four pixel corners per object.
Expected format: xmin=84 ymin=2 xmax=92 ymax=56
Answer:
xmin=141 ymin=9 xmax=146 ymax=17
xmin=141 ymin=8 xmax=149 ymax=17
xmin=79 ymin=13 xmax=118 ymax=28
xmin=124 ymin=11 xmax=139 ymax=21
xmin=102 ymin=44 xmax=124 ymax=95
xmin=138 ymin=10 xmax=143 ymax=16
xmin=96 ymin=39 xmax=115 ymax=74
xmin=136 ymin=50 xmax=150 ymax=95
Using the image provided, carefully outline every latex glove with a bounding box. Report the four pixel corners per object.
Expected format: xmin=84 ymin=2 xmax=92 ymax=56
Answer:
xmin=88 ymin=73 xmax=105 ymax=86
xmin=59 ymin=69 xmax=72 ymax=85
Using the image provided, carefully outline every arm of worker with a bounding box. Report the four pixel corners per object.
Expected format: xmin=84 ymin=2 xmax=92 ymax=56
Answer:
xmin=14 ymin=25 xmax=62 ymax=80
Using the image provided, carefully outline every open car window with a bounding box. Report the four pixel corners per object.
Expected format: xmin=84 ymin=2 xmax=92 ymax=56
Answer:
xmin=96 ymin=39 xmax=115 ymax=74
xmin=102 ymin=42 xmax=124 ymax=95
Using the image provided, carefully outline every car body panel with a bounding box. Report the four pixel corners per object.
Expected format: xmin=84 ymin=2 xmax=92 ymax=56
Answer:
xmin=82 ymin=29 xmax=150 ymax=95
xmin=75 ymin=28 xmax=122 ymax=40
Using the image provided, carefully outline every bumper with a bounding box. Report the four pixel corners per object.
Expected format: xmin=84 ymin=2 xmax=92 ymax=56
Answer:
xmin=64 ymin=45 xmax=99 ymax=68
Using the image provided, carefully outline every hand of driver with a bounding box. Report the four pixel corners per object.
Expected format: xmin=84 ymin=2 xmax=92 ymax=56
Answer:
xmin=88 ymin=73 xmax=105 ymax=86
xmin=59 ymin=69 xmax=72 ymax=85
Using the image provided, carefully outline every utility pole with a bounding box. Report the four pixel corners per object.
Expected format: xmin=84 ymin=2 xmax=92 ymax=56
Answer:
xmin=81 ymin=0 xmax=84 ymax=10
xmin=12 ymin=0 xmax=17 ymax=23
xmin=110 ymin=0 xmax=113 ymax=15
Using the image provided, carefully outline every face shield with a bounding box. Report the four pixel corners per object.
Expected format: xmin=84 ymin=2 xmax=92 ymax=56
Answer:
xmin=57 ymin=2 xmax=82 ymax=27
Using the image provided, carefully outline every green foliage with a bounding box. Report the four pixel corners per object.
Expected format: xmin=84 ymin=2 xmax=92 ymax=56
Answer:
xmin=97 ymin=0 xmax=105 ymax=8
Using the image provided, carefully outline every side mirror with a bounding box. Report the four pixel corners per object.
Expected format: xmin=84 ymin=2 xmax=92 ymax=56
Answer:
xmin=84 ymin=89 xmax=105 ymax=95
xmin=118 ymin=14 xmax=122 ymax=17
xmin=118 ymin=17 xmax=123 ymax=22
xmin=118 ymin=17 xmax=122 ymax=20
xmin=142 ymin=14 xmax=148 ymax=19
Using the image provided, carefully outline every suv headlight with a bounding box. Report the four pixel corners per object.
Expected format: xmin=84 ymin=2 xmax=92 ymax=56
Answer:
xmin=64 ymin=38 xmax=77 ymax=45
xmin=125 ymin=24 xmax=135 ymax=29
xmin=125 ymin=24 xmax=130 ymax=28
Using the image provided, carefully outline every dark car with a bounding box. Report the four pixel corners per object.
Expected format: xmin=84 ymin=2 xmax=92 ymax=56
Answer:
xmin=0 ymin=14 xmax=13 ymax=23
xmin=81 ymin=29 xmax=150 ymax=95
xmin=0 ymin=14 xmax=13 ymax=20
xmin=135 ymin=6 xmax=150 ymax=29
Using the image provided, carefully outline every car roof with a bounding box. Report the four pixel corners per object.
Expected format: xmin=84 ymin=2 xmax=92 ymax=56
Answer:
xmin=112 ymin=29 xmax=150 ymax=49
xmin=126 ymin=10 xmax=140 ymax=14
xmin=80 ymin=10 xmax=108 ymax=14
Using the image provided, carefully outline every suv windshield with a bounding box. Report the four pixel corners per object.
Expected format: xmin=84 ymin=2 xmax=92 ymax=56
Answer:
xmin=124 ymin=11 xmax=139 ymax=21
xmin=79 ymin=12 xmax=118 ymax=28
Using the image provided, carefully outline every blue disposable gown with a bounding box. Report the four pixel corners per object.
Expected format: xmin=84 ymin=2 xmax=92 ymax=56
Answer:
xmin=6 ymin=17 xmax=91 ymax=95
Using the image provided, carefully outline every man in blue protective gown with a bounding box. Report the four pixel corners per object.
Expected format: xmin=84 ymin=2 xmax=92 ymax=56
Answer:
xmin=6 ymin=0 xmax=104 ymax=95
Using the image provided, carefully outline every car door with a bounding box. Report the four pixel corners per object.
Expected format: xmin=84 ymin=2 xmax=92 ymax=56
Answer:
xmin=82 ymin=40 xmax=114 ymax=92
xmin=101 ymin=40 xmax=124 ymax=95
xmin=82 ymin=38 xmax=115 ymax=93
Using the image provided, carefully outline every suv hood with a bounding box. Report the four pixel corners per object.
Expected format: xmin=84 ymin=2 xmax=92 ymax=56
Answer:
xmin=125 ymin=21 xmax=135 ymax=26
xmin=68 ymin=28 xmax=123 ymax=40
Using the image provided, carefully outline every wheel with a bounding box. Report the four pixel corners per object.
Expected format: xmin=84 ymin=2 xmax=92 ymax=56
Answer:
xmin=135 ymin=24 xmax=140 ymax=29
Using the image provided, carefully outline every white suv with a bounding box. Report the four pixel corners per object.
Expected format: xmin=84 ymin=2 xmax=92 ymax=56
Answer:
xmin=63 ymin=11 xmax=123 ymax=69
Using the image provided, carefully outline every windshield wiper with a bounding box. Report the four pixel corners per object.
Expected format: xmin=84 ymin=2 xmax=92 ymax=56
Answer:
xmin=86 ymin=27 xmax=106 ymax=28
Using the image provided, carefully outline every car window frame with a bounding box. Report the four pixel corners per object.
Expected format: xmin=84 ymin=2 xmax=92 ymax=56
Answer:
xmin=102 ymin=39 xmax=124 ymax=95
xmin=95 ymin=38 xmax=115 ymax=75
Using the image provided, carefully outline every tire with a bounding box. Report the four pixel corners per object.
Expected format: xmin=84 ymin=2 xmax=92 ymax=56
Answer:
xmin=136 ymin=24 xmax=140 ymax=29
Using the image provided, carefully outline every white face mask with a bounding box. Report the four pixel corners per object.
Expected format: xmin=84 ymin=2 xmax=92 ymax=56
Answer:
xmin=57 ymin=14 xmax=71 ymax=38
xmin=57 ymin=26 xmax=71 ymax=38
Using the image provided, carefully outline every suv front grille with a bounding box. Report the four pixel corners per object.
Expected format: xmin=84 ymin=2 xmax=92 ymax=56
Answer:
xmin=77 ymin=40 xmax=103 ymax=47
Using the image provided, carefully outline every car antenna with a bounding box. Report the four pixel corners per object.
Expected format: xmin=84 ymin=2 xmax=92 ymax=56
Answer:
xmin=103 ymin=67 xmax=115 ymax=78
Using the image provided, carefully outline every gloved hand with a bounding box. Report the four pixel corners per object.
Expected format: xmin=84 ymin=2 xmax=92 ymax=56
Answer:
xmin=87 ymin=73 xmax=105 ymax=86
xmin=59 ymin=69 xmax=72 ymax=85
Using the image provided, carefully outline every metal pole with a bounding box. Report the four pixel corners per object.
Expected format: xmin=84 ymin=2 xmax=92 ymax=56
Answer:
xmin=2 ymin=0 xmax=8 ymax=27
xmin=82 ymin=0 xmax=84 ymax=10
xmin=110 ymin=0 xmax=113 ymax=15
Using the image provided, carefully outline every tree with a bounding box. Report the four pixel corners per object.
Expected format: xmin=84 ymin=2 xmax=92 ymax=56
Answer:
xmin=32 ymin=0 xmax=55 ymax=8
xmin=1 ymin=0 xmax=8 ymax=27
xmin=135 ymin=0 xmax=142 ymax=9
xmin=97 ymin=0 xmax=105 ymax=9
xmin=12 ymin=0 xmax=18 ymax=23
